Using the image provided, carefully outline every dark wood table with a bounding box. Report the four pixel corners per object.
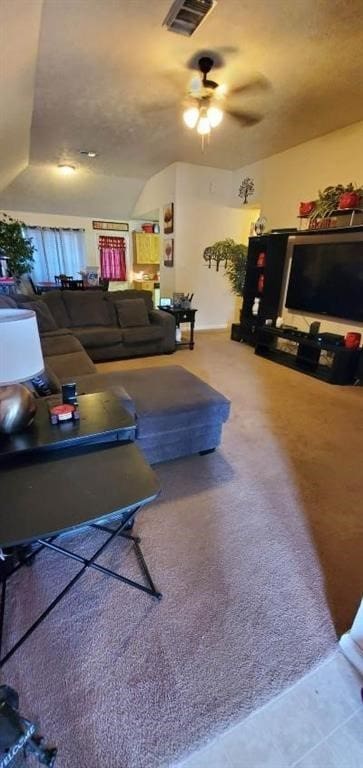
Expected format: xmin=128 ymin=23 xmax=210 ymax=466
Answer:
xmin=0 ymin=391 xmax=136 ymax=458
xmin=0 ymin=392 xmax=161 ymax=667
xmin=159 ymin=306 xmax=197 ymax=349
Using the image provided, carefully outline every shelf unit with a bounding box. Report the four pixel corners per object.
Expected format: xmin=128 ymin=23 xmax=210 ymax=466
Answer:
xmin=238 ymin=232 xmax=291 ymax=345
xmin=298 ymin=208 xmax=363 ymax=230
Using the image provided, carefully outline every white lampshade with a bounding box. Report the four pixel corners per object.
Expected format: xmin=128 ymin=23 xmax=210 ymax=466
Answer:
xmin=0 ymin=309 xmax=44 ymax=385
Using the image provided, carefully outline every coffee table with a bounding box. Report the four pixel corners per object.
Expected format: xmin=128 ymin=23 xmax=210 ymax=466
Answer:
xmin=0 ymin=392 xmax=161 ymax=668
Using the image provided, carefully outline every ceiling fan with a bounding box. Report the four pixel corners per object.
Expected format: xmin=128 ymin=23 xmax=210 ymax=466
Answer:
xmin=182 ymin=55 xmax=269 ymax=145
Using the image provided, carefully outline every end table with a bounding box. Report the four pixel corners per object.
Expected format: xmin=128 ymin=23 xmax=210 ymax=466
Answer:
xmin=159 ymin=306 xmax=197 ymax=350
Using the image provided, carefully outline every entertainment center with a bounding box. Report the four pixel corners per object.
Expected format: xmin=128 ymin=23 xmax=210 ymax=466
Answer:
xmin=255 ymin=327 xmax=360 ymax=385
xmin=234 ymin=225 xmax=363 ymax=385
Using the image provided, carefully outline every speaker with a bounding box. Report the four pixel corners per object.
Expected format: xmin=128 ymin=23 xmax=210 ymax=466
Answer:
xmin=230 ymin=323 xmax=242 ymax=342
xmin=309 ymin=321 xmax=320 ymax=336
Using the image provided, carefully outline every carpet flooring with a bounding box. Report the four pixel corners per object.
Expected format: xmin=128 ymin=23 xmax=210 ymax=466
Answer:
xmin=3 ymin=333 xmax=363 ymax=767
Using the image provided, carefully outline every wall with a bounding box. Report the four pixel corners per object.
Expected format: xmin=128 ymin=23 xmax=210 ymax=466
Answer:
xmin=0 ymin=0 xmax=43 ymax=192
xmin=134 ymin=162 xmax=259 ymax=329
xmin=233 ymin=121 xmax=363 ymax=335
xmin=2 ymin=209 xmax=133 ymax=282
xmin=175 ymin=163 xmax=247 ymax=329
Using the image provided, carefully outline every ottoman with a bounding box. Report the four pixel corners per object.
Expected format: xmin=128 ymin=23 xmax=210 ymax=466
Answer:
xmin=111 ymin=365 xmax=230 ymax=464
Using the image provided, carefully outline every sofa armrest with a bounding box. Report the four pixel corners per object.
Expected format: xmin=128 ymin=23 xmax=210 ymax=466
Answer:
xmin=149 ymin=309 xmax=175 ymax=328
xmin=149 ymin=309 xmax=176 ymax=352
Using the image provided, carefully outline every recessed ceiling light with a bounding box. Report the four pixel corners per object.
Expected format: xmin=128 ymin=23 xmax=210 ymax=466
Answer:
xmin=58 ymin=164 xmax=76 ymax=175
xmin=79 ymin=150 xmax=98 ymax=158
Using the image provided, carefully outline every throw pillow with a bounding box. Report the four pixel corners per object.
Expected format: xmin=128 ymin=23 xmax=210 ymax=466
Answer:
xmin=116 ymin=299 xmax=150 ymax=328
xmin=18 ymin=300 xmax=57 ymax=333
xmin=30 ymin=364 xmax=61 ymax=397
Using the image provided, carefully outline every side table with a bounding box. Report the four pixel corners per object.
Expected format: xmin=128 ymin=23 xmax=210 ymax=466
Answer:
xmin=159 ymin=306 xmax=197 ymax=350
xmin=0 ymin=392 xmax=161 ymax=667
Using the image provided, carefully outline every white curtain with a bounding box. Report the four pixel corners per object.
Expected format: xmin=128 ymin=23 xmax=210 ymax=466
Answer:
xmin=23 ymin=228 xmax=86 ymax=282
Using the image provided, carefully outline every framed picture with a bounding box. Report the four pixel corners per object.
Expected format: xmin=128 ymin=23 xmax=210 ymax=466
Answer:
xmin=163 ymin=239 xmax=174 ymax=268
xmin=92 ymin=220 xmax=129 ymax=232
xmin=80 ymin=266 xmax=100 ymax=286
xmin=163 ymin=203 xmax=174 ymax=235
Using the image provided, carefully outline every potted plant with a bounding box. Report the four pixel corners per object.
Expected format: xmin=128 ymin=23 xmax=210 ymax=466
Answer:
xmin=0 ymin=213 xmax=35 ymax=284
xmin=310 ymin=183 xmax=363 ymax=221
xmin=338 ymin=183 xmax=363 ymax=210
xmin=223 ymin=241 xmax=248 ymax=297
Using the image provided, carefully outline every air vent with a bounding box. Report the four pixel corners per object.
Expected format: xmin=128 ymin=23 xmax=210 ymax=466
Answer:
xmin=163 ymin=0 xmax=217 ymax=37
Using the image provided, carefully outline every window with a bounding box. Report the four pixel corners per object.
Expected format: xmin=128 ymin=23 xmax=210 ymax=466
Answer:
xmin=98 ymin=236 xmax=127 ymax=280
xmin=23 ymin=227 xmax=86 ymax=282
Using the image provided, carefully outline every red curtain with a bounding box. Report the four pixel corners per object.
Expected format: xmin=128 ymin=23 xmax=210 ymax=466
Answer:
xmin=99 ymin=236 xmax=127 ymax=280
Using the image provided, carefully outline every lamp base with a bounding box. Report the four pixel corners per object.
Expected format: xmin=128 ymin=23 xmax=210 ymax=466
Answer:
xmin=0 ymin=384 xmax=37 ymax=434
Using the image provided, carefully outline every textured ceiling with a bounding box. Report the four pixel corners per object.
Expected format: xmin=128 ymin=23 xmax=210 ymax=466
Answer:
xmin=28 ymin=0 xmax=363 ymax=179
xmin=0 ymin=164 xmax=144 ymax=219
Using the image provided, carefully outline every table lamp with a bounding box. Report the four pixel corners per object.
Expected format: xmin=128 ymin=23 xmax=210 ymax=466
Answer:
xmin=0 ymin=309 xmax=44 ymax=434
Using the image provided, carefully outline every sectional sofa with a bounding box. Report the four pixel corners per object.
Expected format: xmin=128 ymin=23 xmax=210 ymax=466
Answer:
xmin=0 ymin=292 xmax=231 ymax=466
xmin=17 ymin=288 xmax=176 ymax=362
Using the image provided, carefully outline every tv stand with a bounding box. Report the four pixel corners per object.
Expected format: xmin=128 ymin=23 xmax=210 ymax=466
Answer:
xmin=255 ymin=327 xmax=360 ymax=385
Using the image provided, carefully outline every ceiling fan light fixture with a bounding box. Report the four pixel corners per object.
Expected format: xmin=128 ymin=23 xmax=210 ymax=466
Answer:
xmin=197 ymin=114 xmax=211 ymax=135
xmin=215 ymin=83 xmax=227 ymax=96
xmin=57 ymin=164 xmax=76 ymax=175
xmin=183 ymin=106 xmax=199 ymax=129
xmin=207 ymin=105 xmax=223 ymax=127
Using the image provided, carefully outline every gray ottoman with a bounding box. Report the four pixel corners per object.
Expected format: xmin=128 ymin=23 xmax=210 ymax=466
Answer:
xmin=113 ymin=365 xmax=230 ymax=464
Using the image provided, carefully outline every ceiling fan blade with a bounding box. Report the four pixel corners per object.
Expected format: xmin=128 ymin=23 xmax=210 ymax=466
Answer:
xmin=228 ymin=75 xmax=271 ymax=97
xmin=226 ymin=108 xmax=263 ymax=127
xmin=142 ymin=101 xmax=177 ymax=114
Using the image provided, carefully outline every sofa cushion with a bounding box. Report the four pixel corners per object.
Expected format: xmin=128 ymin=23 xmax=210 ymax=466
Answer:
xmin=122 ymin=326 xmax=163 ymax=345
xmin=116 ymin=299 xmax=150 ymax=329
xmin=18 ymin=299 xmax=57 ymax=333
xmin=0 ymin=295 xmax=17 ymax=309
xmin=41 ymin=331 xmax=86 ymax=357
xmin=107 ymin=289 xmax=153 ymax=312
xmin=41 ymin=290 xmax=70 ymax=328
xmin=61 ymin=291 xmax=114 ymax=327
xmin=47 ymin=351 xmax=96 ymax=380
xmin=71 ymin=326 xmax=123 ymax=349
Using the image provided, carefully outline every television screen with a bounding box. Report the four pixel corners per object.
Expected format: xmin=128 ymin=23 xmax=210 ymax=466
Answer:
xmin=286 ymin=241 xmax=363 ymax=322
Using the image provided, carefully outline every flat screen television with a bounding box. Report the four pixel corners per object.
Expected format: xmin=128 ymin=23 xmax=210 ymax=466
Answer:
xmin=285 ymin=231 xmax=363 ymax=322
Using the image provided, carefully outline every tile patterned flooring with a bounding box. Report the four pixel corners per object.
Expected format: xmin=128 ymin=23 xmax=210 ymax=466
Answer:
xmin=174 ymin=650 xmax=363 ymax=768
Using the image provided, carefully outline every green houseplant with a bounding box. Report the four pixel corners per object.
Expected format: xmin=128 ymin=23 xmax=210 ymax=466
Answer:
xmin=223 ymin=240 xmax=248 ymax=296
xmin=0 ymin=213 xmax=35 ymax=282
xmin=310 ymin=183 xmax=363 ymax=220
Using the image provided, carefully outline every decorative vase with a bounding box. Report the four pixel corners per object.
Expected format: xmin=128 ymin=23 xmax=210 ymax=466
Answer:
xmin=257 ymin=274 xmax=264 ymax=294
xmin=344 ymin=332 xmax=361 ymax=349
xmin=338 ymin=192 xmax=360 ymax=210
xmin=252 ymin=297 xmax=260 ymax=316
xmin=299 ymin=201 xmax=316 ymax=217
xmin=254 ymin=217 xmax=267 ymax=236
